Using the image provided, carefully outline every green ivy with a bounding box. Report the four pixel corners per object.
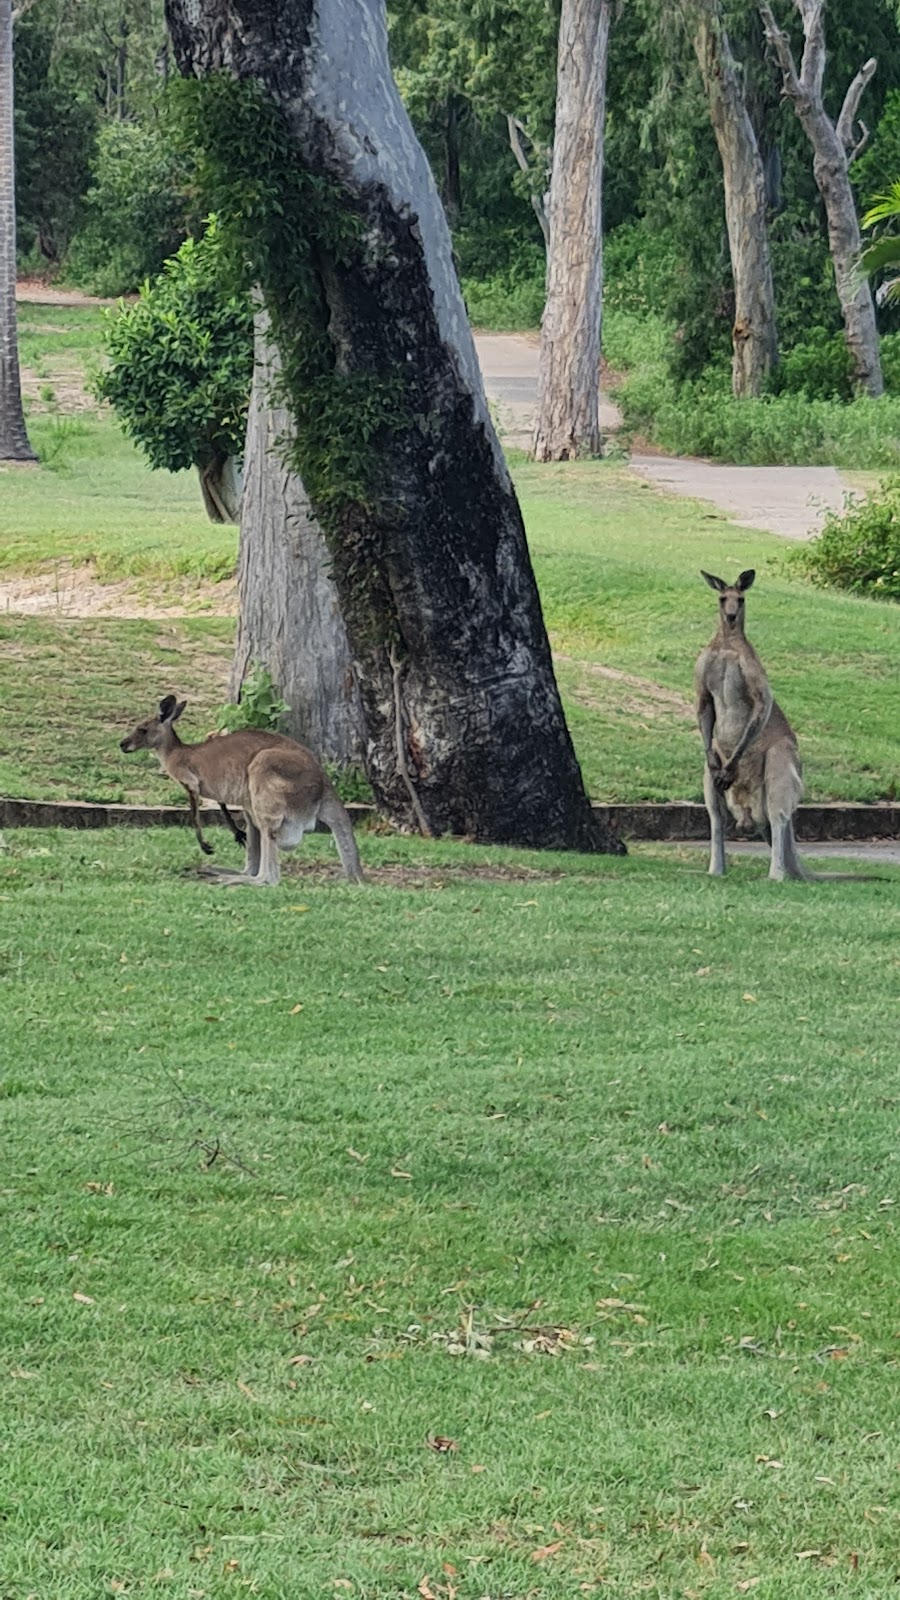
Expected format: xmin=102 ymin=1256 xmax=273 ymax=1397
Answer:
xmin=170 ymin=74 xmax=409 ymax=639
xmin=217 ymin=664 xmax=289 ymax=733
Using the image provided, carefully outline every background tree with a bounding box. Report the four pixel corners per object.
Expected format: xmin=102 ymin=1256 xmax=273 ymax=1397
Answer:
xmin=164 ymin=0 xmax=621 ymax=854
xmin=681 ymin=0 xmax=778 ymax=395
xmin=533 ymin=0 xmax=613 ymax=460
xmin=233 ymin=314 xmax=364 ymax=767
xmin=1 ymin=0 xmax=35 ymax=463
xmin=759 ymin=0 xmax=883 ymax=395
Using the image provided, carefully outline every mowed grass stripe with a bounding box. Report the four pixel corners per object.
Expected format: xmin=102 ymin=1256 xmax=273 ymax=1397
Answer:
xmin=1 ymin=830 xmax=898 ymax=1596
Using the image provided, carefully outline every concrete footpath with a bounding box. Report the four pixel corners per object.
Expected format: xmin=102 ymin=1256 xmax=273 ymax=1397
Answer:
xmin=473 ymin=332 xmax=851 ymax=541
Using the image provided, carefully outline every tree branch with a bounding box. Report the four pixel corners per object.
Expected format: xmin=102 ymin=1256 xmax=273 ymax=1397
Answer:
xmin=847 ymin=119 xmax=870 ymax=166
xmin=795 ymin=0 xmax=826 ymax=100
xmin=757 ymin=2 xmax=804 ymax=102
xmin=506 ymin=114 xmax=549 ymax=249
xmin=11 ymin=0 xmax=39 ymax=22
xmin=837 ymin=58 xmax=877 ymax=152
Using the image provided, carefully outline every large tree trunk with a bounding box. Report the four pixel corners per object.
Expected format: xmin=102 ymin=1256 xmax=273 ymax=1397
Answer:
xmin=232 ymin=314 xmax=363 ymax=767
xmin=165 ymin=0 xmax=619 ymax=853
xmin=0 ymin=0 xmax=36 ymax=463
xmin=533 ymin=0 xmax=611 ymax=460
xmin=758 ymin=0 xmax=882 ymax=397
xmin=687 ymin=0 xmax=778 ymax=398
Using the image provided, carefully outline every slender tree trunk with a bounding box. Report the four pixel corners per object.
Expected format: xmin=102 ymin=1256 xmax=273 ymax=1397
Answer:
xmin=165 ymin=0 xmax=620 ymax=853
xmin=758 ymin=0 xmax=882 ymax=397
xmin=686 ymin=0 xmax=778 ymax=397
xmin=533 ymin=0 xmax=611 ymax=461
xmin=506 ymin=114 xmax=549 ymax=253
xmin=444 ymin=93 xmax=462 ymax=225
xmin=231 ymin=313 xmax=363 ymax=766
xmin=0 ymin=0 xmax=36 ymax=462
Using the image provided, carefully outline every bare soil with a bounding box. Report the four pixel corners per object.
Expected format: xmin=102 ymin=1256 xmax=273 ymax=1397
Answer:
xmin=0 ymin=563 xmax=237 ymax=619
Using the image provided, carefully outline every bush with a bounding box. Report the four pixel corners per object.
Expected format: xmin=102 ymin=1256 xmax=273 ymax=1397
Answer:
xmin=604 ymin=221 xmax=680 ymax=321
xmin=617 ymin=370 xmax=900 ymax=469
xmin=768 ymin=327 xmax=855 ymax=402
xmin=66 ymin=120 xmax=195 ymax=296
xmin=93 ymin=218 xmax=253 ymax=477
xmin=793 ymin=478 xmax=900 ymax=600
xmin=461 ymin=259 xmax=545 ymax=330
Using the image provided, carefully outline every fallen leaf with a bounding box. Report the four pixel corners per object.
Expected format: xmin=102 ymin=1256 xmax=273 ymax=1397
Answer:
xmin=391 ymin=1167 xmax=412 ymax=1180
xmin=796 ymin=1550 xmax=821 ymax=1561
xmin=288 ymin=1354 xmax=313 ymax=1367
xmin=695 ymin=966 xmax=711 ymax=977
xmin=347 ymin=1147 xmax=368 ymax=1162
xmin=426 ymin=1435 xmax=458 ymax=1452
xmin=73 ymin=1292 xmax=94 ymax=1305
xmin=289 ymin=1004 xmax=304 ymax=1014
xmin=286 ymin=905 xmax=310 ymax=913
xmin=742 ymin=992 xmax=757 ymax=1003
xmin=736 ymin=1582 xmax=761 ymax=1593
xmin=531 ymin=1539 xmax=564 ymax=1563
xmin=237 ymin=1380 xmax=257 ymax=1400
xmin=470 ymin=1463 xmax=486 ymax=1473
xmin=418 ymin=1580 xmax=437 ymax=1600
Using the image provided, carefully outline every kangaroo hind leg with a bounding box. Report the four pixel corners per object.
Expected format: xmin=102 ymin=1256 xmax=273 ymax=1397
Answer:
xmin=703 ymin=765 xmax=729 ymax=876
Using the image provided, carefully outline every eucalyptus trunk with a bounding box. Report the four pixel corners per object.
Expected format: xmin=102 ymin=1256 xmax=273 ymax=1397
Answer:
xmin=165 ymin=0 xmax=619 ymax=854
xmin=0 ymin=0 xmax=36 ymax=462
xmin=232 ymin=314 xmax=363 ymax=767
xmin=533 ymin=0 xmax=612 ymax=460
xmin=687 ymin=0 xmax=778 ymax=398
xmin=758 ymin=0 xmax=882 ymax=397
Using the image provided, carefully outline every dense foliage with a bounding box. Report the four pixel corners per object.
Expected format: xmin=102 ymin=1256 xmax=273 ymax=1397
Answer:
xmin=93 ymin=219 xmax=253 ymax=475
xmin=14 ymin=0 xmax=900 ymax=470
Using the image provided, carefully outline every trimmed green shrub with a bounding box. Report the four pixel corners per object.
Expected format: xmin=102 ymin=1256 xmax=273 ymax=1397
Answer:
xmin=93 ymin=218 xmax=253 ymax=478
xmin=793 ymin=478 xmax=900 ymax=600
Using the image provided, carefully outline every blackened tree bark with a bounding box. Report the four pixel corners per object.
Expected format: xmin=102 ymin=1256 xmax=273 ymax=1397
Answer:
xmin=533 ymin=0 xmax=612 ymax=460
xmin=165 ymin=0 xmax=620 ymax=853
xmin=758 ymin=0 xmax=882 ymax=397
xmin=684 ymin=0 xmax=778 ymax=397
xmin=0 ymin=0 xmax=36 ymax=462
xmin=232 ymin=313 xmax=363 ymax=766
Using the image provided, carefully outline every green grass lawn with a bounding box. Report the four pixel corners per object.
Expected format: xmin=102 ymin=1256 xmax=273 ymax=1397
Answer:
xmin=2 ymin=301 xmax=898 ymax=806
xmin=1 ymin=829 xmax=898 ymax=1597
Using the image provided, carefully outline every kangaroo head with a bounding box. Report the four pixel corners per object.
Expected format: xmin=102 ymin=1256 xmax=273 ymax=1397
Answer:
xmin=120 ymin=694 xmax=187 ymax=753
xmin=701 ymin=569 xmax=755 ymax=631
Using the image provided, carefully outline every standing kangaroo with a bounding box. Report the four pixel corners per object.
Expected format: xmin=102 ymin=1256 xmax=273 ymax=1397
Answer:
xmin=120 ymin=695 xmax=364 ymax=886
xmin=695 ymin=571 xmax=872 ymax=883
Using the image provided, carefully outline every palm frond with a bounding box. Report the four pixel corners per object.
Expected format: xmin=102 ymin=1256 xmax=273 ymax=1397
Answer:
xmin=862 ymin=182 xmax=900 ymax=229
xmin=858 ymin=236 xmax=900 ymax=278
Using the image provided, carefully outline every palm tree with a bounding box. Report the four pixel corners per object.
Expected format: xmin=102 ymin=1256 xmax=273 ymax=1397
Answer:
xmin=0 ymin=0 xmax=36 ymax=462
xmin=860 ymin=182 xmax=900 ymax=306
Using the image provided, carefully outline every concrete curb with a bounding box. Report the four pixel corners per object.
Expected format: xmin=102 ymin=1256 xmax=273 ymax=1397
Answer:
xmin=1 ymin=797 xmax=897 ymax=842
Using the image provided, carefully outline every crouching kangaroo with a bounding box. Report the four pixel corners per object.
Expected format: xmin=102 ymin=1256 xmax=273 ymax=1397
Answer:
xmin=120 ymin=695 xmax=364 ymax=886
xmin=695 ymin=571 xmax=877 ymax=883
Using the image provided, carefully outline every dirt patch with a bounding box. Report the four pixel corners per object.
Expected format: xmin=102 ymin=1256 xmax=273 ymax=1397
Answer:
xmin=20 ymin=366 xmax=99 ymax=414
xmin=16 ymin=280 xmax=125 ymax=309
xmin=0 ymin=563 xmax=237 ymax=619
xmin=258 ymin=858 xmax=616 ymax=889
xmin=553 ymin=653 xmax=694 ymax=720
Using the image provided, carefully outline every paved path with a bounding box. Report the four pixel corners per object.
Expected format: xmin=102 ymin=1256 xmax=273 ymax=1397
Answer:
xmin=473 ymin=331 xmax=850 ymax=540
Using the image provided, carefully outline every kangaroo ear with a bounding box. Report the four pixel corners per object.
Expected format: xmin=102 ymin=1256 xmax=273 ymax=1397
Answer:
xmin=173 ymin=699 xmax=187 ymax=723
xmin=737 ymin=569 xmax=756 ymax=592
xmin=701 ymin=570 xmax=727 ymax=592
xmin=158 ymin=694 xmax=177 ymax=720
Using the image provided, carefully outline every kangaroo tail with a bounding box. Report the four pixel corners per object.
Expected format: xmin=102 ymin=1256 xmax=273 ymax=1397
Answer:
xmin=320 ymin=788 xmax=365 ymax=884
xmin=785 ymin=827 xmax=887 ymax=883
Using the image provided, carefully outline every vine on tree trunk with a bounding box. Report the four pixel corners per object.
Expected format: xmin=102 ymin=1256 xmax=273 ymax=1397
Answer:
xmin=173 ymin=74 xmax=409 ymax=644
